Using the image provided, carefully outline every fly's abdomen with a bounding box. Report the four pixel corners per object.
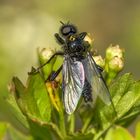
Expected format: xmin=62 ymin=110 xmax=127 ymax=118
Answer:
xmin=82 ymin=79 xmax=93 ymax=102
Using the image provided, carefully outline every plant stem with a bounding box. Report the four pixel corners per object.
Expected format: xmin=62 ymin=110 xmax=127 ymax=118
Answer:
xmin=93 ymin=124 xmax=113 ymax=140
xmin=68 ymin=114 xmax=75 ymax=134
xmin=59 ymin=110 xmax=66 ymax=137
xmin=81 ymin=115 xmax=93 ymax=133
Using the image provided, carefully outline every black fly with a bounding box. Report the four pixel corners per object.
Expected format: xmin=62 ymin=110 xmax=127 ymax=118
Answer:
xmin=34 ymin=22 xmax=112 ymax=114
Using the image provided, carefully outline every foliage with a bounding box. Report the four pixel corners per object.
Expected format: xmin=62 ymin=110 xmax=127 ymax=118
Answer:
xmin=1 ymin=45 xmax=140 ymax=140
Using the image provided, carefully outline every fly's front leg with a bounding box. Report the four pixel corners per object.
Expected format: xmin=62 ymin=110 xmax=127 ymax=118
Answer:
xmin=54 ymin=33 xmax=65 ymax=45
xmin=46 ymin=65 xmax=63 ymax=82
xmin=29 ymin=51 xmax=64 ymax=74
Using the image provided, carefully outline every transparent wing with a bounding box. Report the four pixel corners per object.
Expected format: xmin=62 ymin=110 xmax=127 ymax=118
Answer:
xmin=82 ymin=52 xmax=111 ymax=105
xmin=62 ymin=58 xmax=85 ymax=114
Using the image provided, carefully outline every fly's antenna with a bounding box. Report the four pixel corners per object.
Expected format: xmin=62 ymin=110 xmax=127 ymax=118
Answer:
xmin=60 ymin=21 xmax=65 ymax=25
xmin=60 ymin=21 xmax=70 ymax=25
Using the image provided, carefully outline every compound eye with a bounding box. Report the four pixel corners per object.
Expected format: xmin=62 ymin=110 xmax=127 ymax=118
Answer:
xmin=62 ymin=27 xmax=71 ymax=35
xmin=71 ymin=27 xmax=76 ymax=34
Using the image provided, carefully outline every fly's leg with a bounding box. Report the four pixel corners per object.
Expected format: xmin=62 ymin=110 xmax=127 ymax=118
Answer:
xmin=46 ymin=65 xmax=63 ymax=82
xmin=78 ymin=32 xmax=87 ymax=40
xmin=29 ymin=51 xmax=64 ymax=74
xmin=96 ymin=65 xmax=103 ymax=73
xmin=82 ymin=79 xmax=92 ymax=102
xmin=54 ymin=33 xmax=65 ymax=45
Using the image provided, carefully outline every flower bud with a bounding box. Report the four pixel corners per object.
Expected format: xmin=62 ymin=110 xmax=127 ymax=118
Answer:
xmin=38 ymin=47 xmax=56 ymax=80
xmin=105 ymin=45 xmax=125 ymax=85
xmin=38 ymin=47 xmax=55 ymax=62
xmin=106 ymin=44 xmax=124 ymax=61
xmin=93 ymin=55 xmax=105 ymax=68
xmin=108 ymin=57 xmax=124 ymax=72
xmin=105 ymin=45 xmax=124 ymax=73
xmin=84 ymin=33 xmax=94 ymax=46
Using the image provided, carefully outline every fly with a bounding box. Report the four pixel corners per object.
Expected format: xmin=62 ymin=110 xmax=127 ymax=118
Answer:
xmin=33 ymin=21 xmax=113 ymax=114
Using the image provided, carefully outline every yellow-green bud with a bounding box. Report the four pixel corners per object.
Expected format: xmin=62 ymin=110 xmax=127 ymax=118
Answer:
xmin=38 ymin=47 xmax=56 ymax=80
xmin=84 ymin=33 xmax=94 ymax=45
xmin=38 ymin=48 xmax=55 ymax=62
xmin=106 ymin=44 xmax=124 ymax=61
xmin=108 ymin=57 xmax=124 ymax=72
xmin=105 ymin=45 xmax=124 ymax=85
xmin=93 ymin=55 xmax=105 ymax=68
xmin=105 ymin=45 xmax=124 ymax=73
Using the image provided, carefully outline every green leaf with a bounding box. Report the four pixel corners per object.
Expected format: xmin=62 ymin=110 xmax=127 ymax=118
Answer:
xmin=91 ymin=98 xmax=116 ymax=131
xmin=79 ymin=73 xmax=140 ymax=140
xmin=84 ymin=73 xmax=138 ymax=135
xmin=104 ymin=126 xmax=134 ymax=140
xmin=79 ymin=105 xmax=95 ymax=133
xmin=0 ymin=122 xmax=7 ymax=139
xmin=13 ymin=70 xmax=52 ymax=122
xmin=6 ymin=79 xmax=29 ymax=133
xmin=27 ymin=117 xmax=63 ymax=140
xmin=135 ymin=121 xmax=140 ymax=140
xmin=116 ymin=100 xmax=140 ymax=126
xmin=0 ymin=122 xmax=32 ymax=140
xmin=12 ymin=76 xmax=28 ymax=114
xmin=25 ymin=70 xmax=52 ymax=122
xmin=66 ymin=132 xmax=94 ymax=140
xmin=115 ymin=81 xmax=140 ymax=118
xmin=7 ymin=125 xmax=33 ymax=140
xmin=110 ymin=73 xmax=133 ymax=105
xmin=6 ymin=94 xmax=29 ymax=133
xmin=108 ymin=73 xmax=140 ymax=125
xmin=52 ymin=56 xmax=63 ymax=71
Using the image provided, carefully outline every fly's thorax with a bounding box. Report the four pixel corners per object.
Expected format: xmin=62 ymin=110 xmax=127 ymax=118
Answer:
xmin=64 ymin=53 xmax=86 ymax=62
xmin=64 ymin=34 xmax=84 ymax=53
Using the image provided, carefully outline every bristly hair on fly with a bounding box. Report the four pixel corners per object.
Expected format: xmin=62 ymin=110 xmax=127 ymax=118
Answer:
xmin=60 ymin=21 xmax=65 ymax=25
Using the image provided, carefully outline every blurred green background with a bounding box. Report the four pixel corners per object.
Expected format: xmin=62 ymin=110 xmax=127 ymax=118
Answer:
xmin=0 ymin=0 xmax=140 ymax=132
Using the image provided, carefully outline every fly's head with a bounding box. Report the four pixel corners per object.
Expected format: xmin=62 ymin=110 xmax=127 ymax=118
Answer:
xmin=58 ymin=21 xmax=88 ymax=53
xmin=59 ymin=21 xmax=77 ymax=38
